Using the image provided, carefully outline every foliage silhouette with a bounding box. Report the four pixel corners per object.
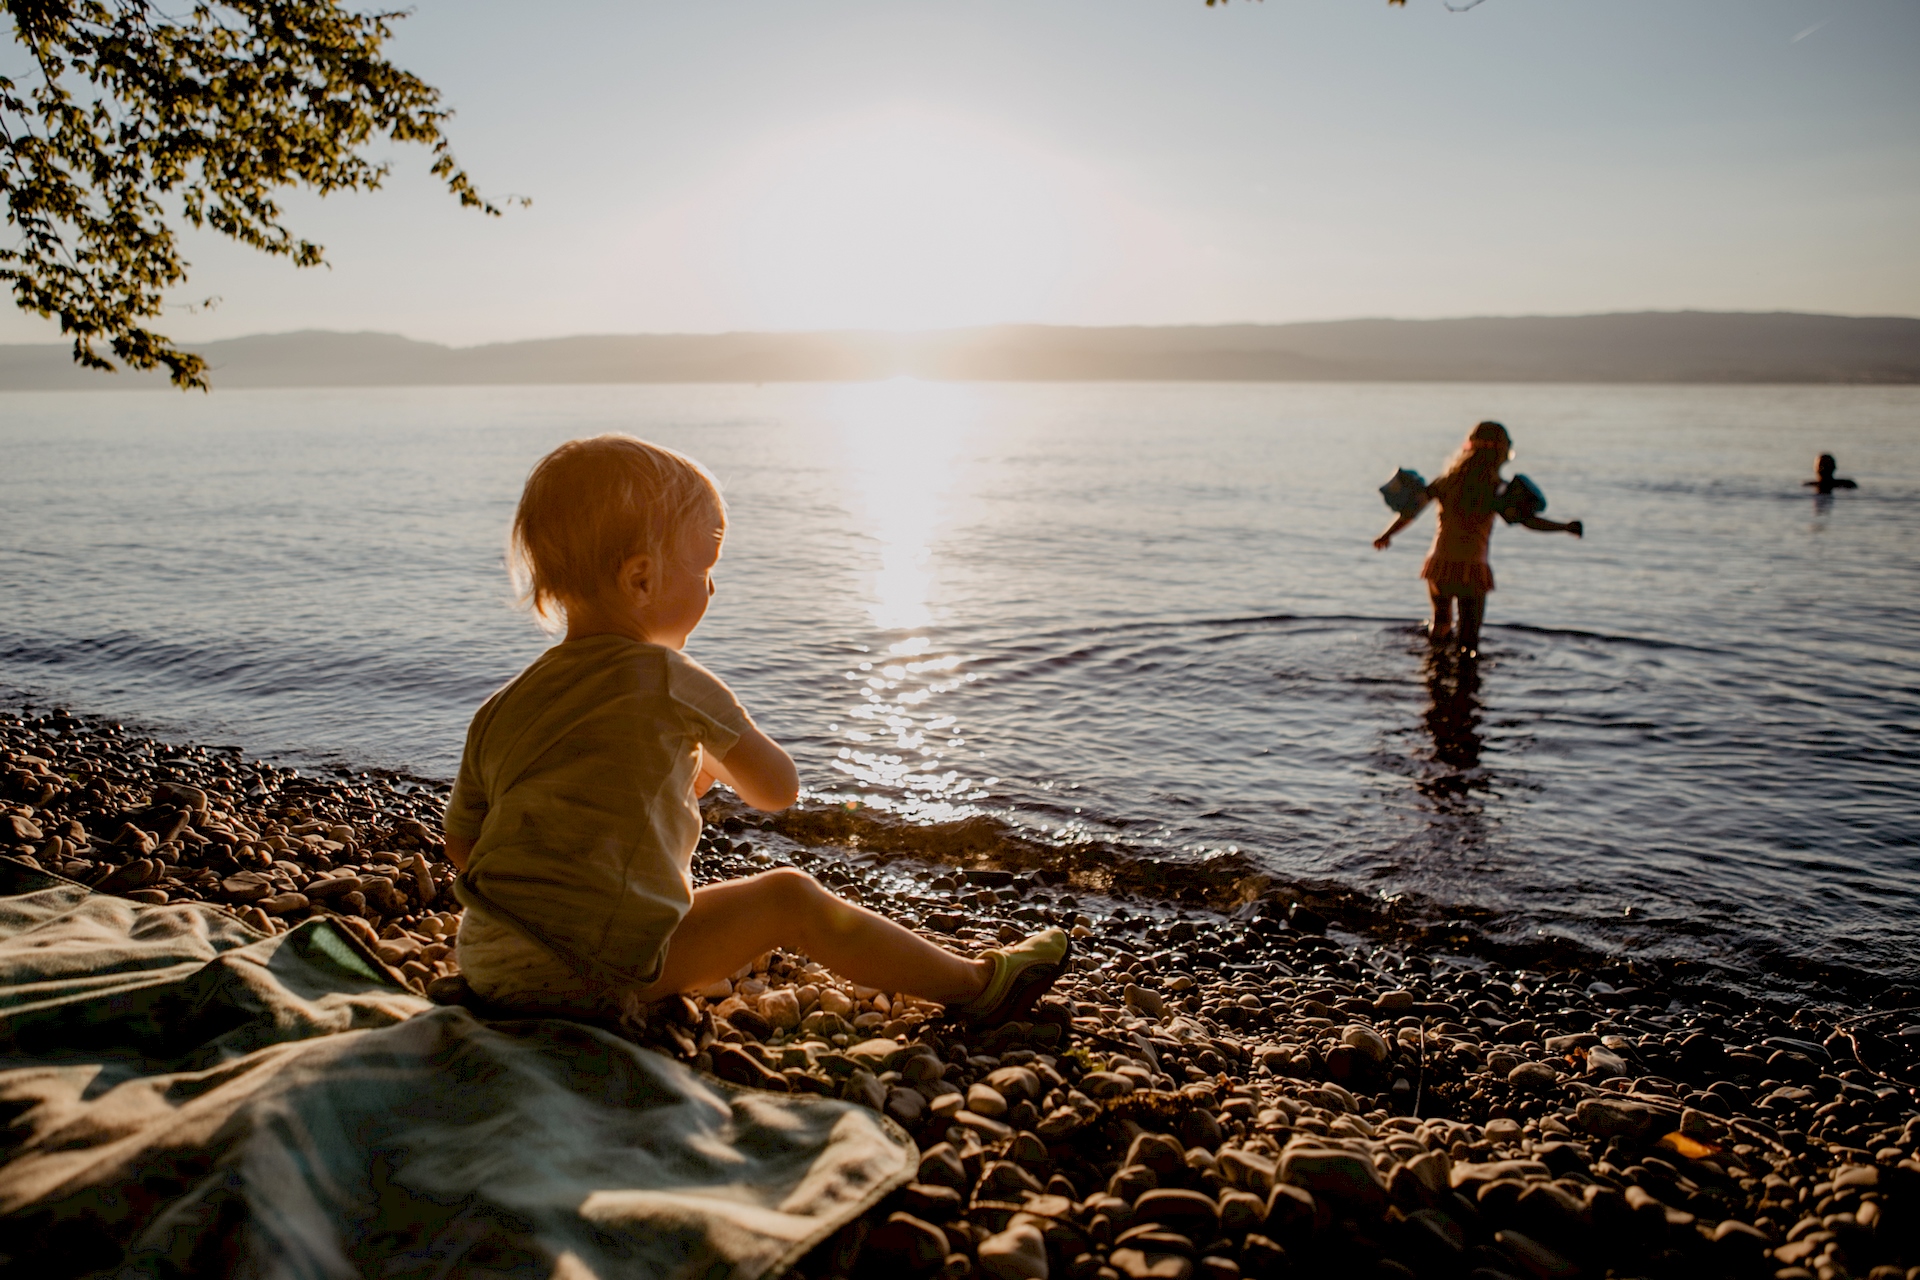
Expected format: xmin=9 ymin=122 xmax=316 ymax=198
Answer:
xmin=2 ymin=0 xmax=514 ymax=388
xmin=6 ymin=0 xmax=1468 ymax=388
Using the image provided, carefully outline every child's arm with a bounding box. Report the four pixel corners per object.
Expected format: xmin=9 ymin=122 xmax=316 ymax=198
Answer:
xmin=1520 ymin=515 xmax=1583 ymax=538
xmin=444 ymin=833 xmax=474 ymax=872
xmin=700 ymin=726 xmax=800 ymax=811
xmin=1374 ymin=511 xmax=1418 ymax=550
xmin=1374 ymin=483 xmax=1433 ymax=549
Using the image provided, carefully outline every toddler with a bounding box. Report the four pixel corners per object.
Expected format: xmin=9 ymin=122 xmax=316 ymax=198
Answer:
xmin=443 ymin=435 xmax=1068 ymax=1031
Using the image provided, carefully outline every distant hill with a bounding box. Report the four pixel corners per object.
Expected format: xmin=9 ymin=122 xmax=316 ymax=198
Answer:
xmin=3 ymin=311 xmax=1917 ymax=390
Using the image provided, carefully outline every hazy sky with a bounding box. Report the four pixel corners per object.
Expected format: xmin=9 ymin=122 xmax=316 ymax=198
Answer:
xmin=5 ymin=0 xmax=1917 ymax=345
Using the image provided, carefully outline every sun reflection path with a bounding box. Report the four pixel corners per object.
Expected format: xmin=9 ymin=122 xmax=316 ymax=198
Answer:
xmin=818 ymin=380 xmax=995 ymax=820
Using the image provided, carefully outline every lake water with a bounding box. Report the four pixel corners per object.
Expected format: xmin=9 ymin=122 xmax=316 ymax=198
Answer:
xmin=2 ymin=381 xmax=1915 ymax=994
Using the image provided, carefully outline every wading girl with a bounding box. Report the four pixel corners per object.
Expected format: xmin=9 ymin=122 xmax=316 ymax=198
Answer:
xmin=1373 ymin=420 xmax=1583 ymax=655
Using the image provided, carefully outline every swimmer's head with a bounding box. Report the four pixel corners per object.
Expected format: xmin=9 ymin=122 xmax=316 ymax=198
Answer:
xmin=1817 ymin=453 xmax=1837 ymax=478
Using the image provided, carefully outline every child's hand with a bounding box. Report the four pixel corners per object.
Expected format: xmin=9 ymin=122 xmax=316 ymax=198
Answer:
xmin=706 ymin=728 xmax=800 ymax=812
xmin=1373 ymin=534 xmax=1392 ymax=551
xmin=1568 ymin=520 xmax=1583 ymax=539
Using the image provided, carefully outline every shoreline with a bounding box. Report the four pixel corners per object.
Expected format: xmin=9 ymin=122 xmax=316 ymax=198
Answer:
xmin=1 ymin=684 xmax=1903 ymax=1007
xmin=750 ymin=801 xmax=1915 ymax=1009
xmin=4 ymin=706 xmax=1919 ymax=1278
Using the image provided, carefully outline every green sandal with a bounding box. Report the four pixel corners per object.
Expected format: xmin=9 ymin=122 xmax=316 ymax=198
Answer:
xmin=950 ymin=927 xmax=1072 ymax=1029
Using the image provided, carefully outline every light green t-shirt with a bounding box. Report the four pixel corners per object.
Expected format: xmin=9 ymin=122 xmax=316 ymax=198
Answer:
xmin=445 ymin=634 xmax=750 ymax=985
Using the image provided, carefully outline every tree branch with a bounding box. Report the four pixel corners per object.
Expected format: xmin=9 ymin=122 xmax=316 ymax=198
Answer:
xmin=2 ymin=0 xmax=523 ymax=388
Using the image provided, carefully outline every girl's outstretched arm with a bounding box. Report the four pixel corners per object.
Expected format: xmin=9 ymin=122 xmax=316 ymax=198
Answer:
xmin=1374 ymin=511 xmax=1418 ymax=550
xmin=702 ymin=726 xmax=800 ymax=811
xmin=1520 ymin=516 xmax=1583 ymax=537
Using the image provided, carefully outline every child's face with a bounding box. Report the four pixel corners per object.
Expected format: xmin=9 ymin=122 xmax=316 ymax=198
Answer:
xmin=641 ymin=517 xmax=724 ymax=650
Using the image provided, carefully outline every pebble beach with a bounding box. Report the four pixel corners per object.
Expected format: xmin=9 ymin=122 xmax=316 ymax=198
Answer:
xmin=4 ymin=705 xmax=1919 ymax=1280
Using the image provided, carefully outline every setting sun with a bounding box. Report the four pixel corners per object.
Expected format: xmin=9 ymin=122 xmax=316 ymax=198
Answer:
xmin=674 ymin=108 xmax=1120 ymax=331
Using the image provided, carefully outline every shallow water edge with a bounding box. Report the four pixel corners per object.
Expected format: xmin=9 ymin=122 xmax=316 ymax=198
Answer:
xmin=4 ymin=686 xmax=1910 ymax=1009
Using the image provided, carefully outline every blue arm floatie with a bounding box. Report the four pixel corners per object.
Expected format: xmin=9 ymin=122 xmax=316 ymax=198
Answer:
xmin=1500 ymin=474 xmax=1547 ymax=523
xmin=1380 ymin=468 xmax=1429 ymax=516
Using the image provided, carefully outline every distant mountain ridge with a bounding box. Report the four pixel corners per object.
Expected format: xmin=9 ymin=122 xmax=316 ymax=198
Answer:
xmin=3 ymin=311 xmax=1917 ymax=389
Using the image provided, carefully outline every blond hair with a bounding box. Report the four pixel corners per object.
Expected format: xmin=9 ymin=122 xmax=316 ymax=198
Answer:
xmin=508 ymin=435 xmax=724 ymax=629
xmin=1429 ymin=420 xmax=1511 ymax=516
xmin=1437 ymin=419 xmax=1511 ymax=484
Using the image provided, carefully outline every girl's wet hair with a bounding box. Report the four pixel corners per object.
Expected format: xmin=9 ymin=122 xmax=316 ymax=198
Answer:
xmin=508 ymin=434 xmax=725 ymax=630
xmin=1440 ymin=420 xmax=1512 ymax=484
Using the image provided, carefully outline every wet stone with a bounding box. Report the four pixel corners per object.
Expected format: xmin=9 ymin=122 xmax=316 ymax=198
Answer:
xmin=727 ymin=1006 xmax=774 ymax=1041
xmin=1262 ymin=1184 xmax=1317 ymax=1239
xmin=979 ymin=1160 xmax=1045 ymax=1200
xmin=1339 ymin=1024 xmax=1389 ymax=1066
xmin=887 ymin=1087 xmax=928 ymax=1128
xmin=1279 ymin=1148 xmax=1384 ymax=1213
xmin=1007 ymin=1131 xmax=1049 ymax=1169
xmin=898 ymin=1183 xmax=965 ymax=1222
xmin=1216 ymin=1150 xmax=1275 ymax=1194
xmin=977 ymin=1222 xmax=1050 ymax=1280
xmin=1127 ymin=1133 xmax=1188 ymax=1181
xmin=1110 ymin=1248 xmax=1193 ymax=1280
xmin=1114 ymin=1227 xmax=1196 ymax=1258
xmin=987 ymin=1065 xmax=1042 ymax=1104
xmin=955 ymin=1110 xmax=1013 ymax=1143
xmin=759 ymin=988 xmax=801 ymax=1029
xmin=711 ymin=1044 xmax=789 ymax=1093
xmin=1575 ymin=1097 xmax=1674 ymax=1144
xmin=870 ymin=1212 xmax=951 ymax=1275
xmin=1194 ymin=1258 xmax=1238 ymax=1280
xmin=918 ymin=1144 xmax=968 ymax=1191
xmin=1110 ymin=1165 xmax=1159 ymax=1202
xmin=1508 ymin=1061 xmax=1559 ymax=1091
xmin=1132 ymin=1190 xmax=1220 ymax=1238
xmin=1237 ymin=1235 xmax=1287 ymax=1280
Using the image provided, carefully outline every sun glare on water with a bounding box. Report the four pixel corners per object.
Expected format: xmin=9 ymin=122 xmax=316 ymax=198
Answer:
xmin=834 ymin=377 xmax=978 ymax=632
xmin=817 ymin=378 xmax=995 ymax=818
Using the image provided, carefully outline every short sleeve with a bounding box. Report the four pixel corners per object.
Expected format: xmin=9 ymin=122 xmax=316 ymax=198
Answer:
xmin=443 ymin=728 xmax=490 ymax=841
xmin=666 ymin=650 xmax=752 ymax=758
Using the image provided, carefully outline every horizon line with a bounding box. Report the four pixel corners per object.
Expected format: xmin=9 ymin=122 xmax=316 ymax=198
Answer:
xmin=7 ymin=306 xmax=1919 ymax=353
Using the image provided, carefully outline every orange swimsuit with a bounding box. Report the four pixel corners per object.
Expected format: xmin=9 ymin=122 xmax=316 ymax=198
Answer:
xmin=1420 ymin=474 xmax=1497 ymax=595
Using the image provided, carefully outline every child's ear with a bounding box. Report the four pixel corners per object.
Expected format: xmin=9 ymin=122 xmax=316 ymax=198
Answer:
xmin=619 ymin=552 xmax=654 ymax=604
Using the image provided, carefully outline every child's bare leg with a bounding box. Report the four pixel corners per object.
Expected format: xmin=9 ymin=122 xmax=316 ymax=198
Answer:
xmin=1428 ymin=589 xmax=1453 ymax=642
xmin=635 ymin=868 xmax=992 ymax=1005
xmin=1457 ymin=593 xmax=1486 ymax=652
